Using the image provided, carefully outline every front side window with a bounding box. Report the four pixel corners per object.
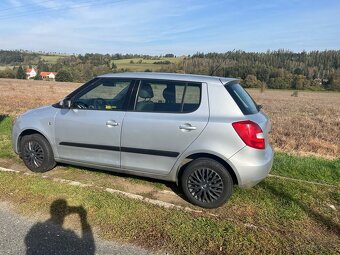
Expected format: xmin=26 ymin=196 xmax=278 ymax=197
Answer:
xmin=72 ymin=78 xmax=133 ymax=110
xmin=135 ymin=80 xmax=201 ymax=113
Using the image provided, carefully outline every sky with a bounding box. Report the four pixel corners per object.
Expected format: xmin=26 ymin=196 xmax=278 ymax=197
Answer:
xmin=0 ymin=0 xmax=339 ymax=55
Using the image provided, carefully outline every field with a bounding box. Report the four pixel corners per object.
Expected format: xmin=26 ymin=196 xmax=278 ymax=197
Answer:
xmin=0 ymin=78 xmax=339 ymax=158
xmin=114 ymin=57 xmax=183 ymax=72
xmin=0 ymin=78 xmax=339 ymax=254
xmin=0 ymin=65 xmax=13 ymax=70
xmin=41 ymin=54 xmax=68 ymax=64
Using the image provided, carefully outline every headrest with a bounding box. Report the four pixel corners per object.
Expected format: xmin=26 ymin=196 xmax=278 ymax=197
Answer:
xmin=163 ymin=87 xmax=175 ymax=103
xmin=139 ymin=83 xmax=154 ymax=99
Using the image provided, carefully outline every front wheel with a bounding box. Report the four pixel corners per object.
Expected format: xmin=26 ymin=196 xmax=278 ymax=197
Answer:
xmin=20 ymin=134 xmax=56 ymax=172
xmin=181 ymin=158 xmax=233 ymax=208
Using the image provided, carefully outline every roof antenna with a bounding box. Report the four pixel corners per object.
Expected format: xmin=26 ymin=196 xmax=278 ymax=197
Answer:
xmin=209 ymin=49 xmax=235 ymax=76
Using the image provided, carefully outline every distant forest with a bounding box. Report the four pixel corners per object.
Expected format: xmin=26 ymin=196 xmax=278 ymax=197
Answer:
xmin=0 ymin=49 xmax=339 ymax=91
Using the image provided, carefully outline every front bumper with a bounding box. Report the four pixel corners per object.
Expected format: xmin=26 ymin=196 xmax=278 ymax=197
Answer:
xmin=229 ymin=144 xmax=274 ymax=188
xmin=11 ymin=121 xmax=20 ymax=154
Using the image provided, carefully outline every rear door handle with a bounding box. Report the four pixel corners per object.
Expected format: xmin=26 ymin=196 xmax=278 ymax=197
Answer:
xmin=179 ymin=123 xmax=197 ymax=131
xmin=106 ymin=120 xmax=119 ymax=127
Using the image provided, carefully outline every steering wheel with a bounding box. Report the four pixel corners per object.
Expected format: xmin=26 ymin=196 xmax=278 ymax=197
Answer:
xmin=74 ymin=101 xmax=88 ymax=109
xmin=94 ymin=98 xmax=106 ymax=110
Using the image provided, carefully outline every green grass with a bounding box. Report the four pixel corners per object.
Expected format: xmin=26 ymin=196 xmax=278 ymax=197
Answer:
xmin=0 ymin=171 xmax=338 ymax=254
xmin=0 ymin=115 xmax=16 ymax=158
xmin=41 ymin=55 xmax=68 ymax=64
xmin=272 ymin=152 xmax=340 ymax=186
xmin=113 ymin=57 xmax=183 ymax=72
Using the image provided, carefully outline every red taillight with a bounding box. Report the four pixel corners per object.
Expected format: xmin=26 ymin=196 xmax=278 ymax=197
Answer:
xmin=232 ymin=120 xmax=265 ymax=149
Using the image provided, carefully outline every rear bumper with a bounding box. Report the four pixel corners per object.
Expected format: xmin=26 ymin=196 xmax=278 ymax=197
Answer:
xmin=229 ymin=145 xmax=274 ymax=188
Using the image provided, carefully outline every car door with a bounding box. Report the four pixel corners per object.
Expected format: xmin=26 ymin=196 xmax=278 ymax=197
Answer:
xmin=120 ymin=79 xmax=209 ymax=175
xmin=54 ymin=78 xmax=135 ymax=167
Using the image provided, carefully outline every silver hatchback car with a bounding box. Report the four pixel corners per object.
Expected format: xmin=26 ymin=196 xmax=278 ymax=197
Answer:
xmin=12 ymin=72 xmax=273 ymax=208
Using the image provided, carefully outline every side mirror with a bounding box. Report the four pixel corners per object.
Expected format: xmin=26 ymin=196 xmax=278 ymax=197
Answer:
xmin=60 ymin=99 xmax=72 ymax=109
xmin=257 ymin=104 xmax=262 ymax=111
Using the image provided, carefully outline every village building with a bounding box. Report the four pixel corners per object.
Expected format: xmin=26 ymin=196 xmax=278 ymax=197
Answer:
xmin=40 ymin=71 xmax=58 ymax=80
xmin=25 ymin=67 xmax=37 ymax=79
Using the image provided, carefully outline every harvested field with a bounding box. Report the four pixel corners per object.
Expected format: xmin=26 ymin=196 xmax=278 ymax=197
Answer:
xmin=250 ymin=89 xmax=340 ymax=158
xmin=0 ymin=78 xmax=81 ymax=116
xmin=0 ymin=78 xmax=339 ymax=158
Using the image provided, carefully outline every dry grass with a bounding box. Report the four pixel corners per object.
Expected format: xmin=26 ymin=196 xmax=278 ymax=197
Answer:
xmin=0 ymin=78 xmax=339 ymax=158
xmin=0 ymin=78 xmax=81 ymax=116
xmin=249 ymin=89 xmax=340 ymax=158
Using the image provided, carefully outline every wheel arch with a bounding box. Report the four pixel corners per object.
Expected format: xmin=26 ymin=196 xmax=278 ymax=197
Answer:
xmin=17 ymin=129 xmax=51 ymax=154
xmin=176 ymin=152 xmax=239 ymax=185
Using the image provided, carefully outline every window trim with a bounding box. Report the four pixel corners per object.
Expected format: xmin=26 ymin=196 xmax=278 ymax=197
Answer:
xmin=64 ymin=78 xmax=137 ymax=112
xmin=130 ymin=79 xmax=202 ymax=114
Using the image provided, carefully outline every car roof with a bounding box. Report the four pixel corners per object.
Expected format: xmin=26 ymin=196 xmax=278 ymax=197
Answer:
xmin=97 ymin=72 xmax=238 ymax=85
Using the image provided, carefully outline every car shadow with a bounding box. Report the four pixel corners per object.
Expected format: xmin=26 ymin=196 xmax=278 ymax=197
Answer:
xmin=261 ymin=182 xmax=340 ymax=236
xmin=58 ymin=163 xmax=185 ymax=200
xmin=25 ymin=199 xmax=96 ymax=255
xmin=0 ymin=114 xmax=9 ymax=124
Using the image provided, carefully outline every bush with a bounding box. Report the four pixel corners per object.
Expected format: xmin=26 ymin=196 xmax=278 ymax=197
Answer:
xmin=55 ymin=69 xmax=73 ymax=82
xmin=241 ymin=75 xmax=263 ymax=88
xmin=153 ymin=60 xmax=171 ymax=65
xmin=0 ymin=68 xmax=15 ymax=78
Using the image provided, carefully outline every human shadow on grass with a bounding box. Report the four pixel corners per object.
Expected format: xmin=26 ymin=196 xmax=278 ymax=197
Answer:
xmin=262 ymin=182 xmax=340 ymax=236
xmin=25 ymin=199 xmax=96 ymax=255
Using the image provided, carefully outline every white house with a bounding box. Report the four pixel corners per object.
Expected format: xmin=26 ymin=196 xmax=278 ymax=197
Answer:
xmin=40 ymin=72 xmax=58 ymax=80
xmin=25 ymin=67 xmax=37 ymax=79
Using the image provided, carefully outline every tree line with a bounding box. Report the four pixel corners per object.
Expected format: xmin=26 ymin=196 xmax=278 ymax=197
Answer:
xmin=160 ymin=50 xmax=340 ymax=91
xmin=0 ymin=49 xmax=339 ymax=90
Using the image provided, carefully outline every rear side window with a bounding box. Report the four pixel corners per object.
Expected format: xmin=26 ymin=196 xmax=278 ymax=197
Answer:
xmin=225 ymin=83 xmax=259 ymax=115
xmin=135 ymin=80 xmax=201 ymax=113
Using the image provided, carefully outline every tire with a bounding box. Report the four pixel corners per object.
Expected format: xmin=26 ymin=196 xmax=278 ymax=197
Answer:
xmin=181 ymin=158 xmax=233 ymax=208
xmin=20 ymin=134 xmax=56 ymax=172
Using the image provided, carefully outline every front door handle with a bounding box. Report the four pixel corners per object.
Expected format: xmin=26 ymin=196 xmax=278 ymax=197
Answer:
xmin=179 ymin=123 xmax=197 ymax=131
xmin=106 ymin=120 xmax=119 ymax=127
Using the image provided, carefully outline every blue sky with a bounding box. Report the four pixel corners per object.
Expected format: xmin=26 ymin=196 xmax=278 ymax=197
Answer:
xmin=0 ymin=0 xmax=339 ymax=55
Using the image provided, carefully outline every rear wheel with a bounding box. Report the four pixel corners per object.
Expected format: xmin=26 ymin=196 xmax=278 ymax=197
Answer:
xmin=181 ymin=158 xmax=233 ymax=208
xmin=20 ymin=134 xmax=56 ymax=172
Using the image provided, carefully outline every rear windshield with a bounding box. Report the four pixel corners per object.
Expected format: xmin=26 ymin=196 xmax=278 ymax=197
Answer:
xmin=225 ymin=83 xmax=259 ymax=115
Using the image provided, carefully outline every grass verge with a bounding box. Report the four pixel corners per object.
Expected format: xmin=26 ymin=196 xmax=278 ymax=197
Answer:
xmin=272 ymin=152 xmax=340 ymax=186
xmin=0 ymin=171 xmax=338 ymax=254
xmin=0 ymin=115 xmax=16 ymax=158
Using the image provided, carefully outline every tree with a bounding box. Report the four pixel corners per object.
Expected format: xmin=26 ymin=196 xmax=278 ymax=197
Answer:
xmin=327 ymin=72 xmax=340 ymax=91
xmin=242 ymin=75 xmax=263 ymax=88
xmin=292 ymin=75 xmax=310 ymax=89
xmin=16 ymin=66 xmax=26 ymax=79
xmin=293 ymin=67 xmax=303 ymax=75
xmin=34 ymin=73 xmax=42 ymax=80
xmin=55 ymin=69 xmax=73 ymax=82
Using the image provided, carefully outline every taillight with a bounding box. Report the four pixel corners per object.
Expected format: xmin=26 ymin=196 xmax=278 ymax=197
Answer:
xmin=232 ymin=120 xmax=265 ymax=149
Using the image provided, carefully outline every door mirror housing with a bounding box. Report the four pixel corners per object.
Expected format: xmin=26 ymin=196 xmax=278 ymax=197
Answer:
xmin=60 ymin=99 xmax=72 ymax=109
